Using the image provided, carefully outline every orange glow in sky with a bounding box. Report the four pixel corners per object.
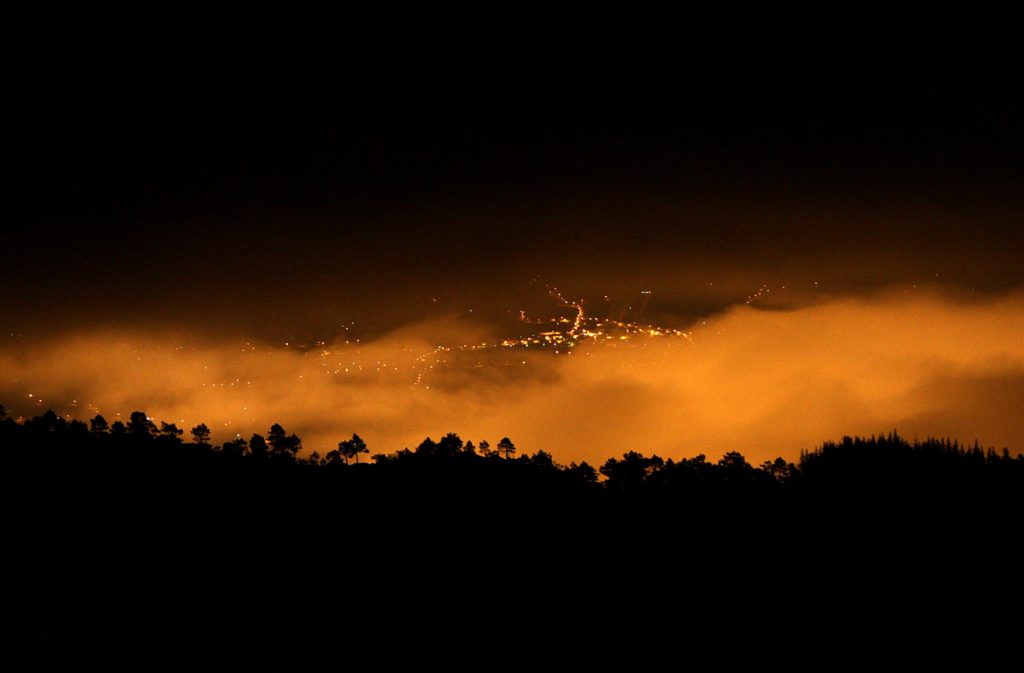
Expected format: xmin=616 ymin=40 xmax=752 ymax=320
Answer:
xmin=3 ymin=288 xmax=1023 ymax=465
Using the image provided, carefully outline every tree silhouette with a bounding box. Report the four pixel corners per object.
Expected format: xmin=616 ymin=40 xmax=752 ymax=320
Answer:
xmin=159 ymin=422 xmax=184 ymax=440
xmin=464 ymin=440 xmax=476 ymax=455
xmin=497 ymin=437 xmax=516 ymax=459
xmin=437 ymin=432 xmax=463 ymax=457
xmin=2 ymin=402 xmax=1022 ymax=667
xmin=567 ymin=461 xmax=598 ymax=484
xmin=600 ymin=451 xmax=664 ymax=490
xmin=221 ymin=436 xmax=248 ymax=458
xmin=415 ymin=436 xmax=438 ymax=456
xmin=191 ymin=423 xmax=211 ymax=445
xmin=89 ymin=414 xmax=109 ymax=435
xmin=267 ymin=423 xmax=301 ymax=459
xmin=717 ymin=451 xmax=755 ymax=484
xmin=760 ymin=457 xmax=795 ymax=482
xmin=339 ymin=433 xmax=369 ymax=464
xmin=128 ymin=411 xmax=157 ymax=437
xmin=249 ymin=433 xmax=269 ymax=459
xmin=478 ymin=439 xmax=492 ymax=457
xmin=0 ymin=403 xmax=5 ymax=419
xmin=268 ymin=423 xmax=287 ymax=450
xmin=27 ymin=409 xmax=67 ymax=433
xmin=528 ymin=449 xmax=556 ymax=468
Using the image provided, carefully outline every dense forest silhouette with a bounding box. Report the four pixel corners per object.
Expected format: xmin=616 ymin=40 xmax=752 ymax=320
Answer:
xmin=1 ymin=404 xmax=1021 ymax=667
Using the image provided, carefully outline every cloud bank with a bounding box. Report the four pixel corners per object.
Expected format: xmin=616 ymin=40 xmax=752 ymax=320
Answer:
xmin=2 ymin=288 xmax=1023 ymax=465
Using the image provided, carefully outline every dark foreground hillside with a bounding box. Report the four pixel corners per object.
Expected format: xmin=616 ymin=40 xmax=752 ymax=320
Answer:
xmin=1 ymin=409 xmax=1021 ymax=668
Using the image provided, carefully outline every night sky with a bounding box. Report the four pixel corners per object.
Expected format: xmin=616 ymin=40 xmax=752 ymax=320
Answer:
xmin=4 ymin=7 xmax=1023 ymax=462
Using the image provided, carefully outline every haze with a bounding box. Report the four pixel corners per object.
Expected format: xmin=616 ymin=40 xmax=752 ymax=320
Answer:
xmin=4 ymin=8 xmax=1022 ymax=462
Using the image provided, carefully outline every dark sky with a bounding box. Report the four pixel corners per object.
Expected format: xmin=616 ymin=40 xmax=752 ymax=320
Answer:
xmin=6 ymin=6 xmax=1023 ymax=341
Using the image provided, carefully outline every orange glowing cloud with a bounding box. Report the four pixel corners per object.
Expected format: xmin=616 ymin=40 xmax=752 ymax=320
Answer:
xmin=2 ymin=288 xmax=1023 ymax=465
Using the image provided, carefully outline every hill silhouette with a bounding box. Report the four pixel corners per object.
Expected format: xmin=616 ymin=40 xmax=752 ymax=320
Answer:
xmin=1 ymin=406 xmax=1021 ymax=667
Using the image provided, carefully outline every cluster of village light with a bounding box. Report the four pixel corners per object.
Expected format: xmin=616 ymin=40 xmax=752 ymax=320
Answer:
xmin=410 ymin=289 xmax=694 ymax=387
